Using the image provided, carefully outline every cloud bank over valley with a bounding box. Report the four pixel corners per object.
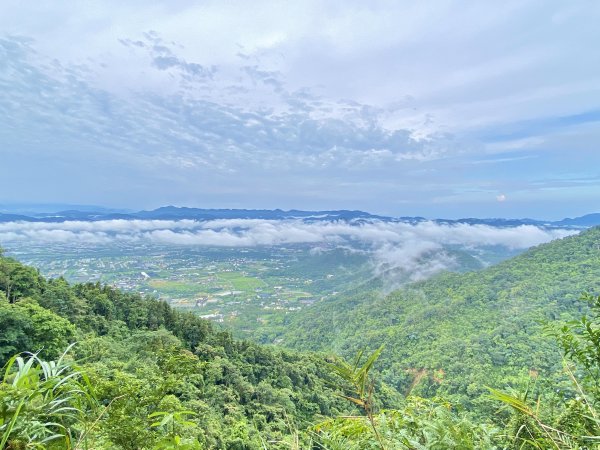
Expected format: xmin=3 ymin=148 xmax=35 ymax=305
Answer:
xmin=0 ymin=219 xmax=577 ymax=282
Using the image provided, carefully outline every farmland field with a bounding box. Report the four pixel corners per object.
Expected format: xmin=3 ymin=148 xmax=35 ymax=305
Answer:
xmin=5 ymin=240 xmax=375 ymax=340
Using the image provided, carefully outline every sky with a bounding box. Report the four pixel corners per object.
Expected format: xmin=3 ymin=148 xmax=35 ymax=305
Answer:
xmin=1 ymin=0 xmax=599 ymax=219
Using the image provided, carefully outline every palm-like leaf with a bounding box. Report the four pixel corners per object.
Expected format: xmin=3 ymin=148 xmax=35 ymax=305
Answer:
xmin=0 ymin=344 xmax=96 ymax=448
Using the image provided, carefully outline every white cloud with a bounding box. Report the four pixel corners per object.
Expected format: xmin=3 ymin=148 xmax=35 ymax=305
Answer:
xmin=0 ymin=219 xmax=574 ymax=249
xmin=0 ymin=219 xmax=577 ymax=283
xmin=2 ymin=1 xmax=598 ymax=132
xmin=0 ymin=2 xmax=599 ymax=217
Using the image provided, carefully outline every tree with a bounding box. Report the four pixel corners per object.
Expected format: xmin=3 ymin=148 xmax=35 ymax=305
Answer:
xmin=0 ymin=257 xmax=41 ymax=303
xmin=0 ymin=300 xmax=75 ymax=366
xmin=39 ymin=277 xmax=88 ymax=321
xmin=0 ymin=257 xmax=17 ymax=303
xmin=490 ymin=293 xmax=600 ymax=449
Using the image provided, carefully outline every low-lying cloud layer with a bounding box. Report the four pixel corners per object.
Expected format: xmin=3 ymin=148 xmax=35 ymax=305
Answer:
xmin=0 ymin=219 xmax=577 ymax=283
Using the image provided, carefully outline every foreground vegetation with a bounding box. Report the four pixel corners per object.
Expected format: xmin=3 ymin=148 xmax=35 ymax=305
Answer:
xmin=2 ymin=226 xmax=600 ymax=448
xmin=0 ymin=248 xmax=359 ymax=448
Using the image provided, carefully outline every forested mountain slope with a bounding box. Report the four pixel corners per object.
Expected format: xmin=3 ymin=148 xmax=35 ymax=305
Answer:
xmin=3 ymin=230 xmax=600 ymax=447
xmin=0 ymin=250 xmax=372 ymax=448
xmin=278 ymin=226 xmax=600 ymax=410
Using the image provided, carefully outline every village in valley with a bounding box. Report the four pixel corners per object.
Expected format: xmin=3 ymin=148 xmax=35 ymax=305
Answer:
xmin=8 ymin=241 xmax=366 ymax=339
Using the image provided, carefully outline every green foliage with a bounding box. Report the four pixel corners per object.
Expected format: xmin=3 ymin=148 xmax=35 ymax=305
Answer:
xmin=0 ymin=250 xmax=354 ymax=448
xmin=38 ymin=278 xmax=88 ymax=323
xmin=315 ymin=398 xmax=500 ymax=449
xmin=327 ymin=346 xmax=386 ymax=449
xmin=4 ymin=229 xmax=600 ymax=447
xmin=552 ymin=293 xmax=600 ymax=399
xmin=0 ymin=300 xmax=76 ymax=366
xmin=321 ymin=347 xmax=499 ymax=449
xmin=329 ymin=346 xmax=385 ymax=407
xmin=149 ymin=406 xmax=203 ymax=449
xmin=278 ymin=227 xmax=600 ymax=415
xmin=0 ymin=345 xmax=96 ymax=449
xmin=489 ymin=293 xmax=600 ymax=449
xmin=0 ymin=256 xmax=40 ymax=303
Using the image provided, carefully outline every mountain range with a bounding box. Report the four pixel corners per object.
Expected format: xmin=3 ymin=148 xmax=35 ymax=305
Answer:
xmin=1 ymin=204 xmax=600 ymax=228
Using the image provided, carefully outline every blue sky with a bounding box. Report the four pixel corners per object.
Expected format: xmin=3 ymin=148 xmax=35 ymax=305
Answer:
xmin=1 ymin=1 xmax=599 ymax=219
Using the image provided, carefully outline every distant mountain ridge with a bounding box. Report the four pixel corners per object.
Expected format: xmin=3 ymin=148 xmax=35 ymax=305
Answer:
xmin=0 ymin=205 xmax=599 ymax=228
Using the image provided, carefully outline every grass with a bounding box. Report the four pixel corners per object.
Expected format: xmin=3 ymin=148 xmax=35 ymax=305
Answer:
xmin=147 ymin=280 xmax=203 ymax=295
xmin=216 ymin=272 xmax=267 ymax=290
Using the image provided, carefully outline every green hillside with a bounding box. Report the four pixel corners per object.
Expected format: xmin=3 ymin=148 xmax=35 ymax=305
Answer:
xmin=0 ymin=249 xmax=364 ymax=448
xmin=277 ymin=227 xmax=600 ymax=411
xmin=2 ymin=229 xmax=600 ymax=448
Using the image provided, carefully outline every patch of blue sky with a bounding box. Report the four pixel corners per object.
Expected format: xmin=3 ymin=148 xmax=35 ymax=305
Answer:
xmin=480 ymin=109 xmax=600 ymax=143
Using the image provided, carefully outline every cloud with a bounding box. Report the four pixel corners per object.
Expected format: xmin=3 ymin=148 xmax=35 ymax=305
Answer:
xmin=371 ymin=240 xmax=456 ymax=286
xmin=120 ymin=33 xmax=217 ymax=82
xmin=0 ymin=2 xmax=599 ymax=217
xmin=0 ymin=218 xmax=577 ymax=283
xmin=0 ymin=219 xmax=575 ymax=249
xmin=0 ymin=34 xmax=452 ymax=188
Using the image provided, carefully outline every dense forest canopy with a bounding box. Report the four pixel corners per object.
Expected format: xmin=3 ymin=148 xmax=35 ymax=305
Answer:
xmin=276 ymin=227 xmax=600 ymax=410
xmin=1 ymin=227 xmax=600 ymax=448
xmin=0 ymin=248 xmax=358 ymax=448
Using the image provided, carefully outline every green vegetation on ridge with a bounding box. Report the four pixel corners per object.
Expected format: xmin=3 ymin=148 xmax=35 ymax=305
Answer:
xmin=0 ymin=248 xmax=360 ymax=448
xmin=276 ymin=227 xmax=600 ymax=412
xmin=2 ymin=228 xmax=600 ymax=448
